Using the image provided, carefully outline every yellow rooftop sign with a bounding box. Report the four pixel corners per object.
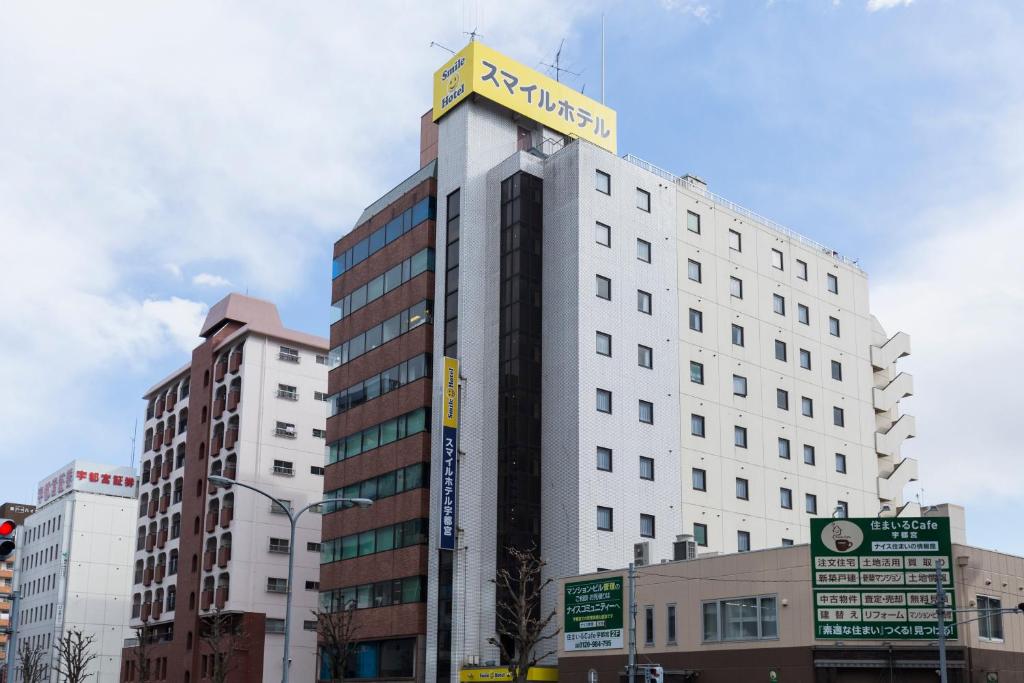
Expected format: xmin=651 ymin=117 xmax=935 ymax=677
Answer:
xmin=433 ymin=42 xmax=617 ymax=154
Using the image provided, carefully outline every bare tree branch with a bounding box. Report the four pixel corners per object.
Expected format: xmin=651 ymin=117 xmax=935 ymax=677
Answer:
xmin=131 ymin=622 xmax=154 ymax=683
xmin=490 ymin=545 xmax=561 ymax=683
xmin=52 ymin=628 xmax=98 ymax=683
xmin=316 ymin=599 xmax=360 ymax=681
xmin=17 ymin=641 xmax=49 ymax=683
xmin=200 ymin=608 xmax=248 ymax=683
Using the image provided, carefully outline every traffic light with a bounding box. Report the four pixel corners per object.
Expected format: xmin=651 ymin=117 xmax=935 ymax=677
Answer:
xmin=0 ymin=518 xmax=16 ymax=560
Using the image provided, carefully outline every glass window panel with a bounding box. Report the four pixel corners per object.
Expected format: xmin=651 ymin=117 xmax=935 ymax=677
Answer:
xmin=406 ymin=408 xmax=426 ymax=435
xmin=412 ymin=198 xmax=430 ymax=225
xmin=379 ymin=418 xmax=398 ymax=446
xmin=358 ymin=530 xmax=376 ymax=556
xmin=385 ymin=218 xmax=403 ymax=243
xmin=687 ymin=211 xmax=701 ymax=234
xmin=405 ymin=464 xmax=424 ymax=489
xmin=690 ymin=361 xmax=704 ymax=384
xmin=345 ymin=433 xmax=362 ymax=459
xmin=360 ymin=478 xmax=378 ymax=500
xmin=760 ymin=597 xmax=778 ymax=638
xmin=366 ymin=275 xmax=385 ymax=302
xmin=341 ymin=534 xmax=359 ymax=560
xmin=353 ymin=239 xmax=368 ymax=264
xmin=702 ymin=602 xmax=719 ymax=641
xmin=364 ymin=325 xmax=383 ymax=352
xmin=356 ymin=584 xmax=372 ymax=609
xmin=382 ymin=315 xmax=400 ymax=342
xmin=375 ymin=526 xmax=395 ymax=552
xmin=724 ymin=597 xmax=759 ymax=640
xmin=350 ymin=286 xmax=367 ymax=311
xmin=377 ymin=472 xmax=396 ymax=498
xmin=402 ymin=577 xmax=422 ymax=603
xmin=348 ymin=334 xmax=365 ymax=360
xmin=361 ymin=426 xmax=379 ymax=452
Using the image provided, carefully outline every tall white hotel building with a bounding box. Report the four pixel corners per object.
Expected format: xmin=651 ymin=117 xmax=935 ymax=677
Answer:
xmin=326 ymin=42 xmax=917 ymax=682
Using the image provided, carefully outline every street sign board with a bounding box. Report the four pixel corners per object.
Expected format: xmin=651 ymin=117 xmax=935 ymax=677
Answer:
xmin=811 ymin=517 xmax=956 ymax=640
xmin=563 ymin=577 xmax=624 ymax=651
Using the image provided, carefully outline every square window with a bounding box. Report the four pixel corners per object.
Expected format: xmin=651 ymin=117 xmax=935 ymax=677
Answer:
xmin=639 ymin=400 xmax=654 ymax=424
xmin=694 ymin=523 xmax=708 ymax=546
xmin=796 ymin=259 xmax=808 ymax=280
xmin=597 ymin=506 xmax=613 ymax=530
xmin=596 ymin=170 xmax=611 ymax=195
xmin=737 ymin=531 xmax=750 ymax=552
xmin=805 ymin=494 xmax=818 ymax=514
xmin=640 ymin=514 xmax=656 ymax=538
xmin=596 ymin=389 xmax=612 ymax=414
xmin=836 ymin=501 xmax=848 ymax=518
xmin=729 ymin=229 xmax=742 ymax=252
xmin=688 ymin=259 xmax=702 ymax=283
xmin=771 ymin=249 xmax=784 ymax=270
xmin=780 ymin=488 xmax=793 ymax=509
xmin=597 ymin=447 xmax=613 ymax=472
xmin=732 ymin=324 xmax=745 ymax=347
xmin=829 ymin=316 xmax=841 ymax=337
xmin=827 ymin=273 xmax=839 ymax=294
xmin=733 ymin=374 xmax=748 ymax=397
xmin=638 ymin=345 xmax=653 ymax=369
xmin=636 ymin=188 xmax=651 ymax=212
xmin=639 ymin=457 xmax=655 ymax=481
xmin=596 ymin=275 xmax=612 ymax=300
xmin=778 ymin=437 xmax=791 ymax=459
xmin=735 ymin=426 xmax=748 ymax=448
xmin=596 ymin=331 xmax=612 ymax=357
xmin=735 ymin=477 xmax=749 ymax=500
xmin=835 ymin=453 xmax=847 ymax=473
xmin=637 ymin=290 xmax=652 ymax=314
xmin=773 ymin=294 xmax=785 ymax=316
xmin=833 ymin=406 xmax=845 ymax=427
xmin=797 ymin=304 xmax=809 ymax=325
xmin=692 ymin=468 xmax=706 ymax=491
xmin=690 ymin=361 xmax=705 ymax=384
xmin=689 ymin=308 xmax=704 ymax=332
xmin=637 ymin=239 xmax=652 ymax=263
xmin=730 ymin=276 xmax=743 ymax=299
xmin=595 ymin=222 xmax=611 ymax=247
xmin=801 ymin=396 xmax=813 ymax=417
xmin=691 ymin=414 xmax=706 ymax=437
xmin=687 ymin=211 xmax=701 ymax=234
xmin=776 ymin=389 xmax=789 ymax=410
xmin=803 ymin=444 xmax=816 ymax=465
xmin=799 ymin=349 xmax=811 ymax=370
xmin=774 ymin=340 xmax=787 ymax=361
xmin=831 ymin=360 xmax=843 ymax=381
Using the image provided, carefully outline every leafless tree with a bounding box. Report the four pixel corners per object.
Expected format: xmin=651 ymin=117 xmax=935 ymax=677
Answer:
xmin=131 ymin=622 xmax=154 ymax=682
xmin=200 ymin=608 xmax=248 ymax=683
xmin=52 ymin=628 xmax=98 ymax=683
xmin=315 ymin=600 xmax=360 ymax=681
xmin=16 ymin=641 xmax=48 ymax=683
xmin=488 ymin=546 xmax=560 ymax=683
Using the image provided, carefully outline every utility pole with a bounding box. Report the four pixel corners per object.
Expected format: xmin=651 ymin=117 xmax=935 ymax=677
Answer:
xmin=627 ymin=563 xmax=637 ymax=683
xmin=8 ymin=589 xmax=20 ymax=680
xmin=935 ymin=558 xmax=948 ymax=683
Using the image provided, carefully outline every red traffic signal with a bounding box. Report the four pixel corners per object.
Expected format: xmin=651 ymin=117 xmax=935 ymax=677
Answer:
xmin=0 ymin=519 xmax=15 ymax=561
xmin=0 ymin=519 xmax=15 ymax=536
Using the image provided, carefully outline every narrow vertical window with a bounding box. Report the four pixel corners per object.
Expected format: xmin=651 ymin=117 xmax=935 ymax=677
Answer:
xmin=730 ymin=276 xmax=743 ymax=299
xmin=636 ymin=188 xmax=651 ymax=212
xmin=596 ymin=389 xmax=612 ymax=414
xmin=596 ymin=331 xmax=612 ymax=357
xmin=688 ymin=259 xmax=702 ymax=283
xmin=778 ymin=437 xmax=791 ymax=459
xmin=596 ymin=170 xmax=611 ymax=195
xmin=596 ymin=275 xmax=611 ymax=300
xmin=640 ymin=514 xmax=655 ymax=538
xmin=729 ymin=230 xmax=742 ymax=251
xmin=773 ymin=294 xmax=785 ymax=316
xmin=829 ymin=316 xmax=841 ymax=337
xmin=637 ymin=290 xmax=652 ymax=314
xmin=637 ymin=239 xmax=651 ymax=263
xmin=796 ymin=260 xmax=808 ymax=280
xmin=638 ymin=400 xmax=654 ymax=424
xmin=690 ymin=361 xmax=704 ymax=384
xmin=689 ymin=309 xmax=703 ymax=332
xmin=771 ymin=249 xmax=784 ymax=270
xmin=831 ymin=360 xmax=843 ymax=381
xmin=637 ymin=345 xmax=653 ymax=369
xmin=595 ymin=222 xmax=611 ymax=247
xmin=687 ymin=211 xmax=701 ymax=234
xmin=827 ymin=273 xmax=839 ymax=294
xmin=737 ymin=531 xmax=751 ymax=552
xmin=732 ymin=324 xmax=745 ymax=347
xmin=797 ymin=303 xmax=809 ymax=325
xmin=596 ymin=447 xmax=612 ymax=472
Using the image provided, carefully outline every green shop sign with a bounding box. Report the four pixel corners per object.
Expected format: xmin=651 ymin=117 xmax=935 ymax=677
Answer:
xmin=564 ymin=577 xmax=624 ymax=651
xmin=811 ymin=517 xmax=956 ymax=640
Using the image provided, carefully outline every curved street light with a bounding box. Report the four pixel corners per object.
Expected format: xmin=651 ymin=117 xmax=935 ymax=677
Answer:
xmin=207 ymin=475 xmax=371 ymax=683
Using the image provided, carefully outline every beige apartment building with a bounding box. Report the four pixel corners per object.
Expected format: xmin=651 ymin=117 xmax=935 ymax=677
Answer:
xmin=557 ymin=515 xmax=1024 ymax=683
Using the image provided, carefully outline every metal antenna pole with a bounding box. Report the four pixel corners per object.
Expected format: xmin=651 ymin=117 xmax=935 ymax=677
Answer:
xmin=628 ymin=563 xmax=637 ymax=683
xmin=601 ymin=14 xmax=606 ymax=103
xmin=936 ymin=558 xmax=948 ymax=683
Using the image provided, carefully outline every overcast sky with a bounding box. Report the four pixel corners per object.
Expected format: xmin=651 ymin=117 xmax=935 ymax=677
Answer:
xmin=1 ymin=1 xmax=1021 ymax=554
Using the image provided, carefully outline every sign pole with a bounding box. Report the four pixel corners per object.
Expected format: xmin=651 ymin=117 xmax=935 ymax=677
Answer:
xmin=628 ymin=563 xmax=637 ymax=683
xmin=936 ymin=558 xmax=947 ymax=683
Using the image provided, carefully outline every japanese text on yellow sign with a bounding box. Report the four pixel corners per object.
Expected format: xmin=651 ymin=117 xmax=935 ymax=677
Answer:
xmin=433 ymin=42 xmax=617 ymax=154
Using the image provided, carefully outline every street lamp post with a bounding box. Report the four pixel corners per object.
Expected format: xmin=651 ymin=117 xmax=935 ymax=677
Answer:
xmin=207 ymin=475 xmax=371 ymax=683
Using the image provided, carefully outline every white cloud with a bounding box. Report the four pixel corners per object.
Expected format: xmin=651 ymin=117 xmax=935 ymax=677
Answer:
xmin=0 ymin=1 xmax=593 ymax=475
xmin=866 ymin=0 xmax=913 ymax=11
xmin=192 ymin=273 xmax=231 ymax=288
xmin=872 ymin=192 xmax=1024 ymax=504
xmin=659 ymin=0 xmax=713 ymax=21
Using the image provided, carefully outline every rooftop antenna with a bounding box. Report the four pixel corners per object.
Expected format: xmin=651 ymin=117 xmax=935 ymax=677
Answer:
xmin=463 ymin=28 xmax=482 ymax=43
xmin=430 ymin=41 xmax=456 ymax=55
xmin=129 ymin=417 xmax=138 ymax=469
xmin=541 ymin=39 xmax=581 ymax=84
xmin=601 ymin=13 xmax=606 ymax=103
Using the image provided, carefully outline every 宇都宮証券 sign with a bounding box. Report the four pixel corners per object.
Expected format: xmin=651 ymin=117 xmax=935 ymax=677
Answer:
xmin=564 ymin=577 xmax=623 ymax=651
xmin=432 ymin=42 xmax=617 ymax=154
xmin=811 ymin=517 xmax=956 ymax=640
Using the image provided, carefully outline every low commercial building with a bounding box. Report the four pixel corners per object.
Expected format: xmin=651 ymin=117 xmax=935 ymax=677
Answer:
xmin=12 ymin=462 xmax=137 ymax=683
xmin=557 ymin=512 xmax=1024 ymax=683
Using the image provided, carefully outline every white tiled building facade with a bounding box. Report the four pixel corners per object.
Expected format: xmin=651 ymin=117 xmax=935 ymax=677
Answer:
xmin=14 ymin=461 xmax=137 ymax=682
xmin=425 ymin=97 xmax=915 ymax=681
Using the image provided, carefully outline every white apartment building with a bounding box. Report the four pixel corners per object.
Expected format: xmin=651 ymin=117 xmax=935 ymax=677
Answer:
xmin=124 ymin=293 xmax=329 ymax=683
xmin=424 ymin=43 xmax=916 ymax=682
xmin=13 ymin=461 xmax=137 ymax=683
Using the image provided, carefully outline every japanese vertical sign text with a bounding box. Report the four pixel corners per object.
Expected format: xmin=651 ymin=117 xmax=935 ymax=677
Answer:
xmin=438 ymin=357 xmax=460 ymax=550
